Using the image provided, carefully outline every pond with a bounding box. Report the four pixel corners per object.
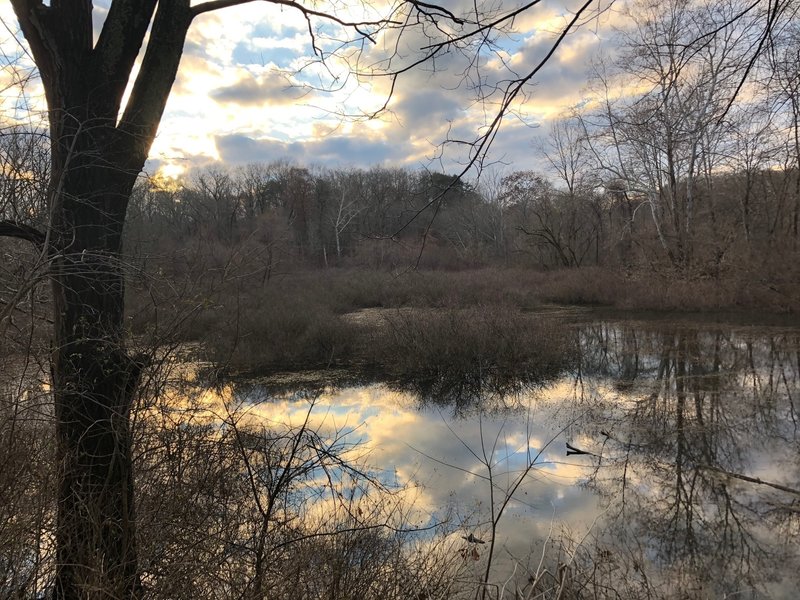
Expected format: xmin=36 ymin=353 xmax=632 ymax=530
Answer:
xmin=191 ymin=315 xmax=800 ymax=598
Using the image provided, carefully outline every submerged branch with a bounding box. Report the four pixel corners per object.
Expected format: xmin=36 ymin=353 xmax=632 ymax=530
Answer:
xmin=702 ymin=464 xmax=800 ymax=497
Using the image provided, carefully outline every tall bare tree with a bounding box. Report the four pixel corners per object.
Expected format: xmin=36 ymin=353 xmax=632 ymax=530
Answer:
xmin=0 ymin=0 xmax=609 ymax=597
xmin=0 ymin=1 xmax=443 ymax=597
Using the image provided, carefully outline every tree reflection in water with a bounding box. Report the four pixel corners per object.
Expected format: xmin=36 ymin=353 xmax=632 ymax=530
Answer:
xmin=215 ymin=320 xmax=800 ymax=598
xmin=573 ymin=322 xmax=800 ymax=598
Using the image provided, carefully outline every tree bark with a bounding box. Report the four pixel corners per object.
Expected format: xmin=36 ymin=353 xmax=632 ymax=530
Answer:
xmin=8 ymin=1 xmax=193 ymax=597
xmin=49 ymin=163 xmax=143 ymax=600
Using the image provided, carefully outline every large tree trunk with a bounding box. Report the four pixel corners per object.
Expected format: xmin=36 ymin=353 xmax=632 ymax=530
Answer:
xmin=49 ymin=156 xmax=143 ymax=599
xmin=4 ymin=3 xmax=193 ymax=595
xmin=53 ymin=320 xmax=142 ymax=600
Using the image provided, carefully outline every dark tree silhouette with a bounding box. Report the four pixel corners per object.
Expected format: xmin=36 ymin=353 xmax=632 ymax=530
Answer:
xmin=0 ymin=0 xmax=593 ymax=597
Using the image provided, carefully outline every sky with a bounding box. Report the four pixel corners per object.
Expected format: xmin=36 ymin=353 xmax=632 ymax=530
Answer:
xmin=0 ymin=0 xmax=623 ymax=180
xmin=182 ymin=378 xmax=603 ymax=573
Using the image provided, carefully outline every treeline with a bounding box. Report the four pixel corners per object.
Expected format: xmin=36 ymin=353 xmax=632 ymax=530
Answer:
xmin=124 ymin=154 xmax=799 ymax=281
xmin=126 ymin=165 xmax=503 ymax=273
xmin=2 ymin=0 xmax=800 ymax=294
xmin=121 ymin=0 xmax=800 ymax=284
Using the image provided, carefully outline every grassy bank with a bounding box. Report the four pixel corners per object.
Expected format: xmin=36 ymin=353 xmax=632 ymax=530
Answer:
xmin=126 ymin=265 xmax=798 ymax=376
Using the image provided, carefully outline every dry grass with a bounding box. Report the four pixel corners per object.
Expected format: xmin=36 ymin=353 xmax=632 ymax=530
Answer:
xmin=368 ymin=306 xmax=575 ymax=389
xmin=126 ymin=264 xmax=799 ymax=375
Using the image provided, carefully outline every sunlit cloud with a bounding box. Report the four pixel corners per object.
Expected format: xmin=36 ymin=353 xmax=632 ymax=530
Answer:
xmin=211 ymin=71 xmax=316 ymax=106
xmin=0 ymin=0 xmax=626 ymax=177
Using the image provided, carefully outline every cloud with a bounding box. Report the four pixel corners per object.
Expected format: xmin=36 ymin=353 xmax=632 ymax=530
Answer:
xmin=215 ymin=129 xmax=416 ymax=168
xmin=125 ymin=0 xmax=611 ymax=177
xmin=210 ymin=72 xmax=314 ymax=106
xmin=509 ymin=28 xmax=606 ymax=107
xmin=311 ymin=134 xmax=412 ymax=165
xmin=214 ymin=134 xmax=304 ymax=164
xmin=392 ymin=88 xmax=463 ymax=131
xmin=231 ymin=42 xmax=300 ymax=69
xmin=92 ymin=0 xmax=623 ymax=177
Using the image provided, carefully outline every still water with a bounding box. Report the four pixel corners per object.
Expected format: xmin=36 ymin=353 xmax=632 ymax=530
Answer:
xmin=209 ymin=316 xmax=800 ymax=598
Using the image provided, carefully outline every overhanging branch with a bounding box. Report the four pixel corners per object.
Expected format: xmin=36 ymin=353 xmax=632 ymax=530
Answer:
xmin=191 ymin=0 xmax=400 ymax=28
xmin=0 ymin=220 xmax=46 ymax=246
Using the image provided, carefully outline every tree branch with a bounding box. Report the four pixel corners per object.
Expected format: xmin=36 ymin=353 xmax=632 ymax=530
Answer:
xmin=702 ymin=464 xmax=800 ymax=497
xmin=9 ymin=0 xmax=57 ymax=88
xmin=191 ymin=0 xmax=260 ymax=15
xmin=406 ymin=0 xmax=464 ymax=25
xmin=420 ymin=0 xmax=546 ymax=50
xmin=0 ymin=220 xmax=46 ymax=246
xmin=118 ymin=0 xmax=193 ymax=170
xmin=93 ymin=0 xmax=159 ymax=117
xmin=191 ymin=0 xmax=400 ymax=28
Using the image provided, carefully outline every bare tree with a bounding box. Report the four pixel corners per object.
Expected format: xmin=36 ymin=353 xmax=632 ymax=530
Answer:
xmin=579 ymin=0 xmax=785 ymax=271
xmin=541 ymin=115 xmax=595 ymax=198
xmin=0 ymin=2 xmax=442 ymax=597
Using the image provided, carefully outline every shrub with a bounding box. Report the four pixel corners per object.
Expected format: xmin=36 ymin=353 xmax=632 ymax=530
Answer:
xmin=367 ymin=306 xmax=576 ymax=405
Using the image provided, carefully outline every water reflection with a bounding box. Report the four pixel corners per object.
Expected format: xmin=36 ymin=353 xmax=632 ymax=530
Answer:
xmin=196 ymin=319 xmax=800 ymax=597
xmin=572 ymin=322 xmax=800 ymax=597
xmin=222 ymin=380 xmax=598 ymax=597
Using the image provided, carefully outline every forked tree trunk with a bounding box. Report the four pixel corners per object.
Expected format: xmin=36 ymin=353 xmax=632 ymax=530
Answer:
xmin=6 ymin=2 xmax=194 ymax=597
